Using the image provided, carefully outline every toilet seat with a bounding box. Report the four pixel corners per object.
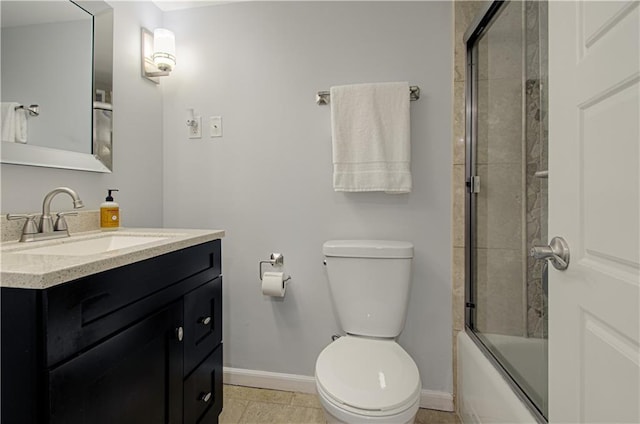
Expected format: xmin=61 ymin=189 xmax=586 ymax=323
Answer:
xmin=315 ymin=336 xmax=421 ymax=416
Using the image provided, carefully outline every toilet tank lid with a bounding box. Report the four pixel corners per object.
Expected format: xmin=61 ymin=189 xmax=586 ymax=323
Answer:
xmin=323 ymin=240 xmax=414 ymax=258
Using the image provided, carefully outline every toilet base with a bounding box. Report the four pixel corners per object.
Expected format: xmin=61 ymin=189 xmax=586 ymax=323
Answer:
xmin=321 ymin=408 xmax=417 ymax=424
xmin=317 ymin=384 xmax=419 ymax=424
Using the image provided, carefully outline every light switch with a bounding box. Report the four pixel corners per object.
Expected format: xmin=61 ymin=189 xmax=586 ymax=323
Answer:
xmin=209 ymin=116 xmax=222 ymax=137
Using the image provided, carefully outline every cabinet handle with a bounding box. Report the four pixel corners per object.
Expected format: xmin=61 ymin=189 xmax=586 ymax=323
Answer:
xmin=199 ymin=392 xmax=212 ymax=403
xmin=198 ymin=316 xmax=211 ymax=325
xmin=176 ymin=326 xmax=184 ymax=341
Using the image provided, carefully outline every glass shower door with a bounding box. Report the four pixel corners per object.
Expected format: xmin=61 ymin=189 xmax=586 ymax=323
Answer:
xmin=466 ymin=0 xmax=548 ymax=420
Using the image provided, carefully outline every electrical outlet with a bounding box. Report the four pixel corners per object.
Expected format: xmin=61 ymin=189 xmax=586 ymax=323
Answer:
xmin=210 ymin=116 xmax=222 ymax=137
xmin=188 ymin=116 xmax=202 ymax=139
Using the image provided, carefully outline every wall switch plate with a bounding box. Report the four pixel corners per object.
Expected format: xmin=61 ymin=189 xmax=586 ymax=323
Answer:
xmin=209 ymin=116 xmax=222 ymax=137
xmin=188 ymin=116 xmax=202 ymax=139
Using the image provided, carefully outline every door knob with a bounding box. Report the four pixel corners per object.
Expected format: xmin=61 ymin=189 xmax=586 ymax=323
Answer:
xmin=530 ymin=236 xmax=570 ymax=271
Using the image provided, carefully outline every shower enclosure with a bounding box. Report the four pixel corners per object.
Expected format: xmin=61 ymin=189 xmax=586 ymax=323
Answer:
xmin=464 ymin=1 xmax=548 ymax=421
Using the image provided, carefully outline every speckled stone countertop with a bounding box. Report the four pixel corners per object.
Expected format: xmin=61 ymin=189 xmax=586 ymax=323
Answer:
xmin=0 ymin=228 xmax=224 ymax=290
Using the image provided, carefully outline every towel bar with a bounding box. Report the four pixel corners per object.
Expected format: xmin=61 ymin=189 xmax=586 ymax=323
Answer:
xmin=316 ymin=85 xmax=420 ymax=105
xmin=14 ymin=104 xmax=40 ymax=117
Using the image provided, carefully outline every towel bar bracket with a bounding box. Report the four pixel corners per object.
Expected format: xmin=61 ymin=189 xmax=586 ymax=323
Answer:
xmin=14 ymin=104 xmax=40 ymax=117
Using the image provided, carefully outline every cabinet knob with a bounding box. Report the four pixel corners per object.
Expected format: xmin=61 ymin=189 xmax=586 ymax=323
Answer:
xmin=176 ymin=326 xmax=184 ymax=341
xmin=198 ymin=316 xmax=211 ymax=325
xmin=199 ymin=392 xmax=212 ymax=403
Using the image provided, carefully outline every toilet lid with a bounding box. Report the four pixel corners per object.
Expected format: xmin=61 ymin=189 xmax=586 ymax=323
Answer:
xmin=315 ymin=336 xmax=421 ymax=412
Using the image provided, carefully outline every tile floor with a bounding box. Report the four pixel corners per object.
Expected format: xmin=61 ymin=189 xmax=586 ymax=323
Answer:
xmin=219 ymin=385 xmax=461 ymax=424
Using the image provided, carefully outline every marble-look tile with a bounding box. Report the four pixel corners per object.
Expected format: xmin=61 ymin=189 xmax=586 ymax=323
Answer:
xmin=224 ymin=385 xmax=294 ymax=405
xmin=527 ymin=276 xmax=547 ymax=338
xmin=525 ymin=0 xmax=541 ymax=81
xmin=220 ymin=398 xmax=249 ymax=424
xmin=474 ymin=163 xmax=523 ymax=250
xmin=291 ymin=392 xmax=323 ymax=409
xmin=452 ymin=247 xmax=466 ymax=332
xmin=476 ymin=1 xmax=523 ymax=82
xmin=475 ymin=78 xmax=523 ymax=166
xmin=453 ymin=39 xmax=467 ymax=83
xmin=474 ymin=248 xmax=525 ymax=336
xmin=239 ymin=401 xmax=325 ymax=424
xmin=452 ymin=165 xmax=466 ymax=248
xmin=454 ymin=1 xmax=490 ymax=82
xmin=416 ymin=407 xmax=461 ymax=424
xmin=453 ymin=81 xmax=466 ymax=166
xmin=452 ymin=329 xmax=460 ymax=405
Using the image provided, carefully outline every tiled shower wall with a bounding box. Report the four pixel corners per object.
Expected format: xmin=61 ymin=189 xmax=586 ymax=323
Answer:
xmin=472 ymin=0 xmax=526 ymax=337
xmin=452 ymin=0 xmax=549 ymax=406
xmin=524 ymin=0 xmax=549 ymax=338
xmin=451 ymin=0 xmax=488 ymax=404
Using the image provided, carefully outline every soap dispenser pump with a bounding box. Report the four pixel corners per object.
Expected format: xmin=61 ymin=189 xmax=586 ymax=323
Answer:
xmin=100 ymin=189 xmax=120 ymax=230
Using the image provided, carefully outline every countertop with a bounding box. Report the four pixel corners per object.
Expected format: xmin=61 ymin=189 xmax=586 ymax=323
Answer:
xmin=0 ymin=227 xmax=224 ymax=289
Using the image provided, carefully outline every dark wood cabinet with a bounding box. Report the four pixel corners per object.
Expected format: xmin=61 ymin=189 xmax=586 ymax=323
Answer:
xmin=1 ymin=239 xmax=223 ymax=424
xmin=49 ymin=301 xmax=184 ymax=424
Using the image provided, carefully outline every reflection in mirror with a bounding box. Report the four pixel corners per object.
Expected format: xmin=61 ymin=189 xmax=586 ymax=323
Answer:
xmin=0 ymin=1 xmax=113 ymax=173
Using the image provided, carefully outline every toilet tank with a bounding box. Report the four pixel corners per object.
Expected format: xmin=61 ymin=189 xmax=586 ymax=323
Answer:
xmin=323 ymin=240 xmax=414 ymax=338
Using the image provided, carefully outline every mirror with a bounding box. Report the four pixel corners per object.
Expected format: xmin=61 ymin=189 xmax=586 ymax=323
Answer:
xmin=0 ymin=0 xmax=113 ymax=173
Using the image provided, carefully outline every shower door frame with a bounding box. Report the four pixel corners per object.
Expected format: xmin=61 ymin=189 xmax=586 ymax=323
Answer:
xmin=463 ymin=1 xmax=547 ymax=422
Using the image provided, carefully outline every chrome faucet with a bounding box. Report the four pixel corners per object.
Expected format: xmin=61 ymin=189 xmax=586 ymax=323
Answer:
xmin=6 ymin=187 xmax=84 ymax=242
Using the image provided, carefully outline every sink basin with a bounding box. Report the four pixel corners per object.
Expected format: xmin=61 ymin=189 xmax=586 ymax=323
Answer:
xmin=12 ymin=234 xmax=169 ymax=256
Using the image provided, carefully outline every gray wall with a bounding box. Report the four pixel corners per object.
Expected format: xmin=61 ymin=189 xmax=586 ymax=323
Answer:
xmin=161 ymin=2 xmax=454 ymax=393
xmin=0 ymin=0 xmax=455 ymax=396
xmin=2 ymin=19 xmax=92 ymax=152
xmin=0 ymin=1 xmax=164 ymax=227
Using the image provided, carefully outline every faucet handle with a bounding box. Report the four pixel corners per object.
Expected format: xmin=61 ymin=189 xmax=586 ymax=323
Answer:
xmin=54 ymin=211 xmax=78 ymax=232
xmin=6 ymin=214 xmax=40 ymax=235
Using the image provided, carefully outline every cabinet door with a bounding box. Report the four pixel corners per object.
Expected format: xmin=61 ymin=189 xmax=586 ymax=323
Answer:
xmin=49 ymin=302 xmax=183 ymax=424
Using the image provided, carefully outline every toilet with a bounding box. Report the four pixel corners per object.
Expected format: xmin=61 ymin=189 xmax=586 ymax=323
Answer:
xmin=315 ymin=240 xmax=421 ymax=424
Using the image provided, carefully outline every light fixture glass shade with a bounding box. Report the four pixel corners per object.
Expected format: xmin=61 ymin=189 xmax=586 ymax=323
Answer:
xmin=153 ymin=28 xmax=176 ymax=72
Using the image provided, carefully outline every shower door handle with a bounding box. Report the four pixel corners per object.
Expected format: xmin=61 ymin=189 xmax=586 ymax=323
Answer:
xmin=530 ymin=237 xmax=570 ymax=271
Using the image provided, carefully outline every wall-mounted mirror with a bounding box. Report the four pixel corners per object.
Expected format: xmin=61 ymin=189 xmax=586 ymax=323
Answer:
xmin=0 ymin=0 xmax=113 ymax=173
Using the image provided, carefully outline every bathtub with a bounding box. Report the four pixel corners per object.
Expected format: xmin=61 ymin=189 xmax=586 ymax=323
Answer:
xmin=457 ymin=331 xmax=544 ymax=423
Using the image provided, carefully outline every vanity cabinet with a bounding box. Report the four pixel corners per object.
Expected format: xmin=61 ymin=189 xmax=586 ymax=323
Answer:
xmin=1 ymin=239 xmax=223 ymax=424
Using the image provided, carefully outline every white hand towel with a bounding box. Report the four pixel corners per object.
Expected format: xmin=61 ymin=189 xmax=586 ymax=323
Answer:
xmin=14 ymin=108 xmax=28 ymax=144
xmin=1 ymin=102 xmax=19 ymax=143
xmin=330 ymin=82 xmax=411 ymax=193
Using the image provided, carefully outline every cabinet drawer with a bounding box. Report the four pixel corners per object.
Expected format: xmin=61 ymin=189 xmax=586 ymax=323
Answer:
xmin=184 ymin=277 xmax=222 ymax=375
xmin=45 ymin=240 xmax=221 ymax=367
xmin=184 ymin=344 xmax=223 ymax=424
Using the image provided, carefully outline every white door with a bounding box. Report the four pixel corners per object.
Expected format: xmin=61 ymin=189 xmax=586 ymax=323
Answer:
xmin=548 ymin=1 xmax=640 ymax=423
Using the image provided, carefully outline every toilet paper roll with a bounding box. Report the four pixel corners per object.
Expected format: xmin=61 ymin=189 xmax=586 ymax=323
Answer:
xmin=262 ymin=271 xmax=286 ymax=297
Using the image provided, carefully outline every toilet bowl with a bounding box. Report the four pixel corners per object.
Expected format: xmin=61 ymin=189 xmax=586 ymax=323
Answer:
xmin=315 ymin=336 xmax=421 ymax=424
xmin=316 ymin=240 xmax=421 ymax=424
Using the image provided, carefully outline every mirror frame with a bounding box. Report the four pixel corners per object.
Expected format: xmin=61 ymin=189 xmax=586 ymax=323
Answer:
xmin=0 ymin=0 xmax=113 ymax=173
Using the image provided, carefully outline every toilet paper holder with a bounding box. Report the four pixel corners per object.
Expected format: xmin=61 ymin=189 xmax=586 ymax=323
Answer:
xmin=259 ymin=253 xmax=291 ymax=282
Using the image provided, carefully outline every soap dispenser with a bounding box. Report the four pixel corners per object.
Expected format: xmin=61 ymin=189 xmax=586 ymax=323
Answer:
xmin=100 ymin=189 xmax=120 ymax=230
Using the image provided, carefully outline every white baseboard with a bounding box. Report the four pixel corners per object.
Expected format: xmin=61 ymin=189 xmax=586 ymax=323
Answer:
xmin=224 ymin=367 xmax=317 ymax=394
xmin=223 ymin=367 xmax=453 ymax=412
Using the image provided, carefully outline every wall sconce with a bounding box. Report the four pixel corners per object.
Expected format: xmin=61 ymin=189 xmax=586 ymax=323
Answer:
xmin=141 ymin=27 xmax=176 ymax=84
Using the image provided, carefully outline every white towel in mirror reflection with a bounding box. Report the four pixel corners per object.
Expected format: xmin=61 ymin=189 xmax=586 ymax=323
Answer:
xmin=1 ymin=102 xmax=28 ymax=144
xmin=93 ymin=102 xmax=112 ymax=161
